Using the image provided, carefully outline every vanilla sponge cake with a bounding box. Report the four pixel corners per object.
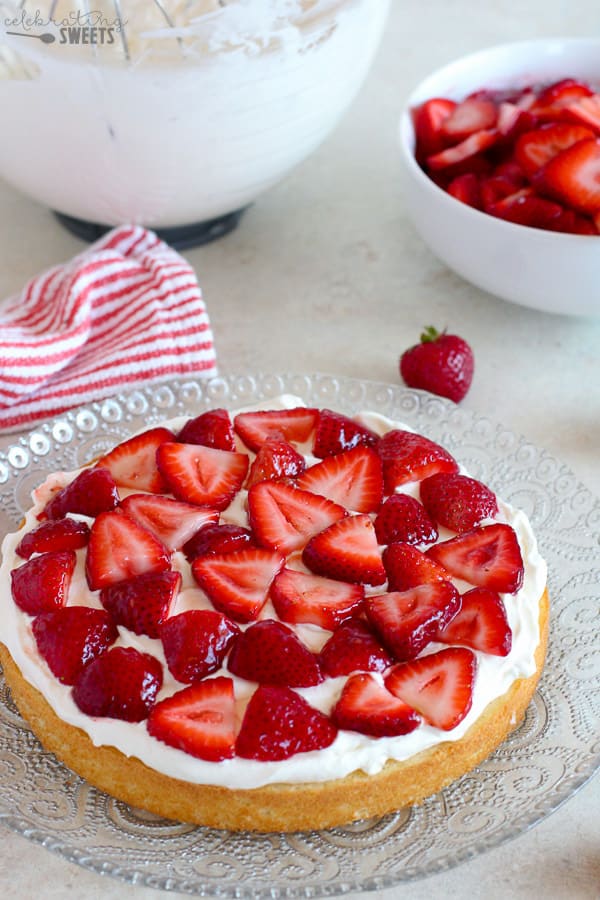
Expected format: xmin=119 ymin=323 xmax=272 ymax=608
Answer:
xmin=0 ymin=398 xmax=548 ymax=832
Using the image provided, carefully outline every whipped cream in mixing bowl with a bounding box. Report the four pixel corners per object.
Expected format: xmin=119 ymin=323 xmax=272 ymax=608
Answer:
xmin=0 ymin=0 xmax=389 ymax=226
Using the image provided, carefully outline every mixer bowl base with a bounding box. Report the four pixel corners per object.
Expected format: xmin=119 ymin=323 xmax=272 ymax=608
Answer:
xmin=53 ymin=208 xmax=248 ymax=250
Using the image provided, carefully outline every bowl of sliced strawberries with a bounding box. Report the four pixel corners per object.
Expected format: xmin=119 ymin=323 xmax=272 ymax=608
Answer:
xmin=399 ymin=38 xmax=600 ymax=316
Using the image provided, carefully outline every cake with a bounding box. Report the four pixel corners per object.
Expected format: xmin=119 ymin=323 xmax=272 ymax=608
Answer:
xmin=0 ymin=397 xmax=548 ymax=832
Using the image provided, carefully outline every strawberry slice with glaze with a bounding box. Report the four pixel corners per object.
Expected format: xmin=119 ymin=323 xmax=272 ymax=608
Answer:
xmin=147 ymin=677 xmax=236 ymax=761
xmin=412 ymin=97 xmax=456 ymax=160
xmin=312 ymin=409 xmax=379 ymax=459
xmin=156 ymin=442 xmax=249 ymax=511
xmin=191 ymin=547 xmax=284 ymax=622
xmin=16 ymin=517 xmax=90 ymax=559
xmin=534 ymin=137 xmax=600 ymax=213
xmin=377 ymin=430 xmax=459 ymax=492
xmin=248 ymin=481 xmax=346 ymax=555
xmin=332 ymin=673 xmax=420 ymax=737
xmin=236 ymin=685 xmax=337 ymax=761
xmin=515 ymin=122 xmax=595 ymax=177
xmin=434 ymin=586 xmax=512 ymax=656
xmin=426 ymin=523 xmax=524 ymax=593
xmin=119 ymin=493 xmax=218 ymax=552
xmin=234 ymin=408 xmax=318 ymax=452
xmin=95 ymin=427 xmax=175 ymax=494
xmin=485 ymin=187 xmax=566 ymax=230
xmin=426 ymin=129 xmax=498 ymax=172
xmin=383 ymin=542 xmax=450 ymax=591
xmin=440 ymin=98 xmax=497 ymax=142
xmin=420 ymin=472 xmax=498 ymax=533
xmin=227 ymin=619 xmax=323 ymax=687
xmin=85 ymin=510 xmax=171 ymax=591
xmin=100 ymin=570 xmax=181 ymax=638
xmin=296 ymin=446 xmax=383 ymax=513
xmin=319 ymin=618 xmax=393 ymax=677
xmin=447 ymin=172 xmax=483 ymax=210
xmin=159 ymin=609 xmax=240 ymax=683
xmin=42 ymin=467 xmax=119 ymax=520
xmin=246 ymin=438 xmax=306 ymax=488
xmin=182 ymin=523 xmax=254 ymax=562
xmin=270 ymin=567 xmax=365 ymax=630
xmin=11 ymin=550 xmax=76 ymax=615
xmin=366 ymin=582 xmax=461 ymax=661
xmin=303 ymin=514 xmax=386 ymax=586
xmin=374 ymin=494 xmax=438 ymax=545
xmin=565 ymin=93 xmax=600 ymax=134
xmin=72 ymin=646 xmax=163 ymax=722
xmin=385 ymin=646 xmax=477 ymax=731
xmin=32 ymin=606 xmax=117 ymax=684
xmin=176 ymin=408 xmax=236 ymax=451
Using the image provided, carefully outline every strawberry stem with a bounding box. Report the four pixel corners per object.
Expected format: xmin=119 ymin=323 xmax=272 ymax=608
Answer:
xmin=420 ymin=325 xmax=442 ymax=344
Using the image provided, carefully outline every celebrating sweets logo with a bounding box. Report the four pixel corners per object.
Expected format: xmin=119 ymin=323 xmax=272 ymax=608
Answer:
xmin=4 ymin=7 xmax=126 ymax=45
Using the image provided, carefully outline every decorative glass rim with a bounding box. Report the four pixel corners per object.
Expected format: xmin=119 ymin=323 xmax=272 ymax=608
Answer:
xmin=0 ymin=373 xmax=597 ymax=897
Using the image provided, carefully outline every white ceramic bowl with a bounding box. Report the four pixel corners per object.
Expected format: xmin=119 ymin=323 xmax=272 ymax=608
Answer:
xmin=399 ymin=38 xmax=600 ymax=317
xmin=0 ymin=0 xmax=388 ymax=229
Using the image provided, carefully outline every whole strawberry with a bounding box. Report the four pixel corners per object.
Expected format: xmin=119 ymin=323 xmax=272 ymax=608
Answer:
xmin=400 ymin=326 xmax=474 ymax=402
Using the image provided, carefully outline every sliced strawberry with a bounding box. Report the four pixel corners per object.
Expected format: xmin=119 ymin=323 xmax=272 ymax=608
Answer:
xmin=486 ymin=187 xmax=567 ymax=230
xmin=247 ymin=481 xmax=346 ymax=555
xmin=440 ymin=98 xmax=497 ymax=142
xmin=374 ymin=494 xmax=438 ymax=545
xmin=412 ymin=97 xmax=456 ymax=160
xmin=303 ymin=514 xmax=386 ymax=586
xmin=426 ymin=523 xmax=524 ymax=594
xmin=319 ymin=618 xmax=393 ymax=677
xmin=147 ymin=677 xmax=235 ymax=761
xmin=332 ymin=672 xmax=420 ymax=737
xmin=182 ymin=523 xmax=254 ymax=562
xmin=246 ymin=439 xmax=306 ymax=488
xmin=533 ymin=78 xmax=594 ymax=119
xmin=11 ymin=550 xmax=75 ymax=615
xmin=119 ymin=493 xmax=218 ymax=552
xmin=234 ymin=407 xmax=318 ymax=452
xmin=72 ymin=646 xmax=163 ymax=722
xmin=85 ymin=510 xmax=171 ymax=591
xmin=515 ymin=122 xmax=595 ymax=177
xmin=236 ymin=684 xmax=337 ymax=761
xmin=176 ymin=408 xmax=236 ymax=451
xmin=447 ymin=172 xmax=483 ymax=210
xmin=191 ymin=547 xmax=284 ymax=622
xmin=156 ymin=442 xmax=249 ymax=511
xmin=385 ymin=646 xmax=476 ymax=731
xmin=480 ymin=173 xmax=526 ymax=207
xmin=312 ymin=409 xmax=379 ymax=459
xmin=434 ymin=587 xmax=512 ymax=656
xmin=95 ymin=427 xmax=174 ymax=494
xmin=297 ymin=446 xmax=383 ymax=514
xmin=420 ymin=472 xmax=498 ymax=533
xmin=383 ymin=542 xmax=450 ymax=592
xmin=32 ymin=606 xmax=117 ymax=684
xmin=43 ymin=467 xmax=119 ymax=520
xmin=16 ymin=517 xmax=90 ymax=559
xmin=495 ymin=102 xmax=536 ymax=143
xmin=227 ymin=619 xmax=323 ymax=687
xmin=377 ymin=430 xmax=458 ymax=492
xmin=493 ymin=158 xmax=527 ymax=183
xmin=366 ymin=582 xmax=461 ymax=661
xmin=426 ymin=129 xmax=498 ymax=172
xmin=159 ymin=609 xmax=240 ymax=683
xmin=534 ymin=137 xmax=600 ymax=213
xmin=270 ymin=567 xmax=364 ymax=630
xmin=100 ymin=570 xmax=181 ymax=638
xmin=565 ymin=93 xmax=600 ymax=134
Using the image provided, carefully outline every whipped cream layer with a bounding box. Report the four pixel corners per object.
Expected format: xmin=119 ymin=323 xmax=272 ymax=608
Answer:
xmin=0 ymin=396 xmax=547 ymax=789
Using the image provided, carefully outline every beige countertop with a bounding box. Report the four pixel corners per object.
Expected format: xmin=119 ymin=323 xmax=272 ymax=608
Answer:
xmin=0 ymin=1 xmax=598 ymax=898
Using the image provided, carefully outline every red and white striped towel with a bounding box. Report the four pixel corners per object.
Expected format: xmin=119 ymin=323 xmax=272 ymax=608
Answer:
xmin=0 ymin=225 xmax=217 ymax=432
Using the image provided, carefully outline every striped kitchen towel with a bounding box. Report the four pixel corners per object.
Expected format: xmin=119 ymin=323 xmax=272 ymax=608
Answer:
xmin=0 ymin=225 xmax=217 ymax=432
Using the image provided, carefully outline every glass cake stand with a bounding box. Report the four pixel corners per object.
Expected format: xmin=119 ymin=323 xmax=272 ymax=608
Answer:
xmin=0 ymin=374 xmax=597 ymax=897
